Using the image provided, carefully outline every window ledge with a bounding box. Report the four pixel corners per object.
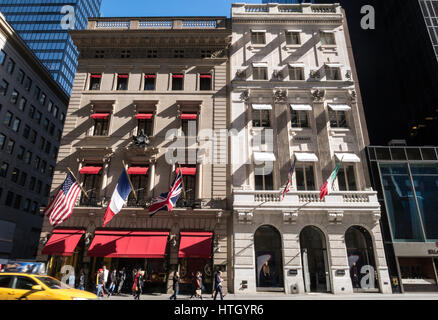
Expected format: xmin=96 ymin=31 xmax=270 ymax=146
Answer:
xmin=330 ymin=128 xmax=350 ymax=135
xmin=284 ymin=45 xmax=301 ymax=50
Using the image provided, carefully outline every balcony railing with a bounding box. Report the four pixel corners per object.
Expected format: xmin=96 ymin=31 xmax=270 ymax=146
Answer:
xmin=232 ymin=3 xmax=341 ymax=16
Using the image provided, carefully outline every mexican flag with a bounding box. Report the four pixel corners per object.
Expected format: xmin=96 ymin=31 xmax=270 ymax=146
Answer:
xmin=319 ymin=159 xmax=343 ymax=200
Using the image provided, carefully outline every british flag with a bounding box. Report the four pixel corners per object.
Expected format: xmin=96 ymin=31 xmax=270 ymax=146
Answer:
xmin=149 ymin=170 xmax=183 ymax=217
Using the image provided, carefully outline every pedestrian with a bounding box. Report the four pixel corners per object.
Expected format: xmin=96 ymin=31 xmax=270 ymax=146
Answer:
xmin=169 ymin=271 xmax=180 ymax=300
xmin=133 ymin=270 xmax=144 ymax=300
xmin=189 ymin=272 xmax=196 ymax=299
xmin=102 ymin=265 xmax=110 ymax=297
xmin=108 ymin=269 xmax=117 ymax=296
xmin=213 ymin=271 xmax=224 ymax=300
xmin=131 ymin=268 xmax=137 ymax=296
xmin=96 ymin=269 xmax=105 ymax=299
xmin=195 ymin=271 xmax=203 ymax=300
xmin=117 ymin=267 xmax=126 ymax=295
xmin=77 ymin=269 xmax=86 ymax=290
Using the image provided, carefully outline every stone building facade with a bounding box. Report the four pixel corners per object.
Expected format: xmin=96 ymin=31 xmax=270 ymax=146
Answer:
xmin=229 ymin=3 xmax=392 ymax=294
xmin=36 ymin=17 xmax=232 ymax=294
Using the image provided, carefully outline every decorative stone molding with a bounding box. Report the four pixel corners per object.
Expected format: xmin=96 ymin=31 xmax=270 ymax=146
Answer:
xmin=273 ymin=89 xmax=287 ymax=103
xmin=237 ymin=211 xmax=253 ymax=224
xmin=283 ymin=211 xmax=298 ymax=224
xmin=311 ymin=89 xmax=325 ymax=102
xmin=327 ymin=210 xmax=344 ymax=224
xmin=372 ymin=211 xmax=381 ymax=222
xmin=345 ymin=70 xmax=352 ymax=80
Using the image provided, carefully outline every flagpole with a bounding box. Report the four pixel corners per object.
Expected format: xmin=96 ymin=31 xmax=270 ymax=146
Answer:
xmin=176 ymin=162 xmax=187 ymax=201
xmin=67 ymin=167 xmax=89 ymax=199
xmin=122 ymin=160 xmax=137 ymax=201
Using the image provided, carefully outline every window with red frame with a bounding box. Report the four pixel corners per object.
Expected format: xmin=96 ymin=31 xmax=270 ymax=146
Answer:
xmin=89 ymin=74 xmax=102 ymax=90
xmin=117 ymin=74 xmax=129 ymax=90
xmin=172 ymin=73 xmax=184 ymax=91
xmin=144 ymin=74 xmax=156 ymax=91
xmin=199 ymin=74 xmax=212 ymax=91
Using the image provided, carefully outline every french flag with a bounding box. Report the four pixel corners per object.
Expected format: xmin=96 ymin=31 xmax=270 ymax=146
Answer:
xmin=103 ymin=170 xmax=132 ymax=227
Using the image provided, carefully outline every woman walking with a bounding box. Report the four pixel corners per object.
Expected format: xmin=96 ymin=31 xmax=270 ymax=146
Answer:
xmin=169 ymin=271 xmax=180 ymax=300
xmin=134 ymin=270 xmax=144 ymax=300
xmin=195 ymin=271 xmax=203 ymax=300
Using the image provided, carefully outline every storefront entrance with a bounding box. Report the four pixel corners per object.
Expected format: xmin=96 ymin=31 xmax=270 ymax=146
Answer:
xmin=300 ymin=226 xmax=331 ymax=293
xmin=254 ymin=225 xmax=284 ymax=291
xmin=399 ymin=257 xmax=438 ymax=292
xmin=179 ymin=258 xmax=213 ymax=294
xmin=345 ymin=226 xmax=379 ymax=292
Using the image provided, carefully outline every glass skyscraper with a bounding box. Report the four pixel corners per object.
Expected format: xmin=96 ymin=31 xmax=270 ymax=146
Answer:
xmin=0 ymin=0 xmax=102 ymax=95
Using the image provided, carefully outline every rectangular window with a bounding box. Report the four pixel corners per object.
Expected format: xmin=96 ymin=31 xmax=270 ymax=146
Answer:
xmin=24 ymin=151 xmax=32 ymax=164
xmin=80 ymin=169 xmax=102 ymax=206
xmin=40 ymin=160 xmax=46 ymax=174
xmin=35 ymin=111 xmax=42 ymax=124
xmin=329 ymin=110 xmax=348 ymax=128
xmin=175 ymin=167 xmax=197 ymax=207
xmin=52 ymin=147 xmax=58 ymax=161
xmin=29 ymin=177 xmax=36 ymax=191
xmin=12 ymin=117 xmax=21 ymax=132
xmin=17 ymin=145 xmax=25 ymax=160
xmin=296 ymin=165 xmax=316 ymax=191
xmin=337 ymin=165 xmax=357 ymax=191
xmin=30 ymin=130 xmax=37 ymax=143
xmin=253 ymin=67 xmax=268 ymax=80
xmin=181 ymin=114 xmax=198 ymax=137
xmin=320 ymin=31 xmax=336 ymax=45
xmin=89 ymin=74 xmax=101 ymax=90
xmin=13 ymin=194 xmax=21 ymax=210
xmin=34 ymin=156 xmax=40 ymax=170
xmin=199 ymin=74 xmax=212 ymax=91
xmin=286 ymin=31 xmax=301 ymax=45
xmin=0 ymin=50 xmax=5 ymax=65
xmin=43 ymin=118 xmax=49 ymax=131
xmin=60 ymin=113 xmax=65 ymax=124
xmin=254 ymin=166 xmax=274 ymax=191
xmin=17 ymin=69 xmax=25 ymax=84
xmin=326 ymin=67 xmax=341 ymax=80
xmin=0 ymin=80 xmax=9 ymax=96
xmin=45 ymin=141 xmax=51 ymax=154
xmin=18 ymin=97 xmax=26 ymax=111
xmin=144 ymin=74 xmax=156 ymax=91
xmin=11 ymin=168 xmax=20 ymax=183
xmin=289 ymin=67 xmax=305 ymax=80
xmin=172 ymin=74 xmax=184 ymax=91
xmin=23 ymin=199 xmax=31 ymax=212
xmin=31 ymin=201 xmax=38 ymax=214
xmin=93 ymin=117 xmax=110 ymax=136
xmin=39 ymin=137 xmax=45 ymax=150
xmin=53 ymin=106 xmax=58 ymax=118
xmin=56 ymin=129 xmax=62 ymax=142
xmin=137 ymin=117 xmax=153 ymax=137
xmin=0 ymin=133 xmax=5 ymax=149
xmin=127 ymin=170 xmax=149 ymax=207
xmin=252 ymin=110 xmax=271 ymax=128
xmin=19 ymin=172 xmax=27 ymax=187
xmin=6 ymin=139 xmax=15 ymax=154
xmin=7 ymin=58 xmax=15 ymax=74
xmin=36 ymin=180 xmax=42 ymax=194
xmin=34 ymin=86 xmax=40 ymax=100
xmin=24 ymin=77 xmax=32 ymax=91
xmin=47 ymin=101 xmax=53 ymax=113
xmin=10 ymin=90 xmax=19 ymax=104
xmin=39 ymin=93 xmax=46 ymax=106
xmin=49 ymin=123 xmax=55 ymax=136
xmin=3 ymin=111 xmax=13 ymax=126
xmin=28 ymin=105 xmax=35 ymax=119
xmin=291 ymin=110 xmax=309 ymax=128
xmin=116 ymin=74 xmax=129 ymax=90
xmin=0 ymin=162 xmax=9 ymax=177
xmin=5 ymin=191 xmax=14 ymax=207
xmin=251 ymin=32 xmax=266 ymax=45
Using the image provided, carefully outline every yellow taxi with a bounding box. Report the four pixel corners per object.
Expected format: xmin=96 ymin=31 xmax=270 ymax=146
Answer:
xmin=0 ymin=273 xmax=98 ymax=300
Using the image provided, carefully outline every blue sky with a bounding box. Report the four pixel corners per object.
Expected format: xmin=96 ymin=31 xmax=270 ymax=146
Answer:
xmin=101 ymin=0 xmax=262 ymax=18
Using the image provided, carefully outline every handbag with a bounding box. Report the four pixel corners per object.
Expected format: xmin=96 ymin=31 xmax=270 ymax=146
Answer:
xmin=196 ymin=289 xmax=201 ymax=296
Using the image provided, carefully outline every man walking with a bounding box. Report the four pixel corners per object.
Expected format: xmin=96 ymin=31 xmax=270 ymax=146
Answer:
xmin=117 ymin=267 xmax=126 ymax=295
xmin=102 ymin=265 xmax=110 ymax=296
xmin=77 ymin=269 xmax=86 ymax=290
xmin=213 ymin=271 xmax=224 ymax=300
xmin=169 ymin=271 xmax=180 ymax=300
xmin=96 ymin=269 xmax=105 ymax=299
xmin=108 ymin=269 xmax=117 ymax=296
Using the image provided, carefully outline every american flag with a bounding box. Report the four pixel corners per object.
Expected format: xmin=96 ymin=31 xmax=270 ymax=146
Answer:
xmin=149 ymin=170 xmax=183 ymax=217
xmin=281 ymin=159 xmax=296 ymax=201
xmin=43 ymin=173 xmax=82 ymax=226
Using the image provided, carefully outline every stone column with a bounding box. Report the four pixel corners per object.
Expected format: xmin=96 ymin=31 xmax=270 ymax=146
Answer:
xmin=148 ymin=160 xmax=156 ymax=198
xmin=196 ymin=163 xmax=203 ymax=199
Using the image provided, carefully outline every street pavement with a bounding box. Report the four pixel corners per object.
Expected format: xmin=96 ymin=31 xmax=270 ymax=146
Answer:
xmin=100 ymin=292 xmax=438 ymax=300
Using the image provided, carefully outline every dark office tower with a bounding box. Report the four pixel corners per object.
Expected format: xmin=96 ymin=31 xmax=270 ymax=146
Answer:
xmin=0 ymin=0 xmax=102 ymax=95
xmin=262 ymin=0 xmax=314 ymax=3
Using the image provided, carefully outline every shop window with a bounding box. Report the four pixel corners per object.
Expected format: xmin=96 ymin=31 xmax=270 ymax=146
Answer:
xmin=253 ymin=67 xmax=268 ymax=80
xmin=251 ymin=32 xmax=266 ymax=45
xmin=329 ymin=110 xmax=347 ymax=128
xmin=337 ymin=165 xmax=357 ymax=191
xmin=254 ymin=165 xmax=274 ymax=191
xmin=172 ymin=74 xmax=184 ymax=91
xmin=252 ymin=109 xmax=270 ymax=128
xmin=286 ymin=31 xmax=301 ymax=45
xmin=289 ymin=66 xmax=305 ymax=80
xmin=199 ymin=74 xmax=212 ymax=91
xmin=296 ymin=165 xmax=315 ymax=191
xmin=89 ymin=74 xmax=101 ymax=90
xmin=326 ymin=67 xmax=341 ymax=80
xmin=320 ymin=31 xmax=336 ymax=45
xmin=117 ymin=74 xmax=129 ymax=90
xmin=291 ymin=110 xmax=309 ymax=128
xmin=144 ymin=74 xmax=156 ymax=90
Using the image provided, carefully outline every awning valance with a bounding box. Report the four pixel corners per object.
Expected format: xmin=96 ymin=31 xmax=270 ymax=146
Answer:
xmin=176 ymin=167 xmax=197 ymax=176
xmin=335 ymin=153 xmax=361 ymax=163
xmin=295 ymin=153 xmax=319 ymax=162
xmin=91 ymin=113 xmax=110 ymax=120
xmin=252 ymin=104 xmax=272 ymax=110
xmin=127 ymin=167 xmax=149 ymax=175
xmin=136 ymin=113 xmax=153 ymax=120
xmin=118 ymin=74 xmax=129 ymax=78
xmin=291 ymin=104 xmax=312 ymax=111
xmin=200 ymin=74 xmax=212 ymax=79
xmin=328 ymin=104 xmax=351 ymax=111
xmin=144 ymin=74 xmax=156 ymax=79
xmin=87 ymin=230 xmax=169 ymax=258
xmin=172 ymin=74 xmax=184 ymax=78
xmin=90 ymin=74 xmax=102 ymax=79
xmin=254 ymin=152 xmax=276 ymax=162
xmin=178 ymin=232 xmax=213 ymax=259
xmin=181 ymin=114 xmax=198 ymax=120
xmin=41 ymin=229 xmax=85 ymax=257
xmin=80 ymin=166 xmax=102 ymax=175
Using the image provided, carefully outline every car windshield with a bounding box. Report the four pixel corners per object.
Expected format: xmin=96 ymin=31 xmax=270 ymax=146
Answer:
xmin=36 ymin=276 xmax=71 ymax=289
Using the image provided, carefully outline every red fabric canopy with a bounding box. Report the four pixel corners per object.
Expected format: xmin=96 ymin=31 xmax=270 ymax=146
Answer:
xmin=91 ymin=74 xmax=102 ymax=79
xmin=181 ymin=114 xmax=198 ymax=120
xmin=172 ymin=74 xmax=184 ymax=78
xmin=118 ymin=74 xmax=129 ymax=78
xmin=127 ymin=167 xmax=149 ymax=175
xmin=176 ymin=167 xmax=197 ymax=176
xmin=87 ymin=230 xmax=169 ymax=258
xmin=144 ymin=74 xmax=156 ymax=79
xmin=178 ymin=232 xmax=213 ymax=259
xmin=80 ymin=166 xmax=102 ymax=175
xmin=91 ymin=113 xmax=110 ymax=120
xmin=200 ymin=74 xmax=212 ymax=79
xmin=42 ymin=229 xmax=85 ymax=256
xmin=135 ymin=113 xmax=153 ymax=120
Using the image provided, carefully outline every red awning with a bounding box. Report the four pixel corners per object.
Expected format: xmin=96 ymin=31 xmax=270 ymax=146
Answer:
xmin=144 ymin=74 xmax=156 ymax=79
xmin=181 ymin=114 xmax=198 ymax=120
xmin=127 ymin=167 xmax=149 ymax=175
xmin=135 ymin=113 xmax=153 ymax=120
xmin=91 ymin=74 xmax=102 ymax=78
xmin=178 ymin=232 xmax=213 ymax=259
xmin=176 ymin=167 xmax=197 ymax=176
xmin=91 ymin=113 xmax=110 ymax=120
xmin=118 ymin=74 xmax=129 ymax=78
xmin=172 ymin=74 xmax=184 ymax=78
xmin=42 ymin=229 xmax=85 ymax=256
xmin=200 ymin=74 xmax=212 ymax=79
xmin=80 ymin=166 xmax=102 ymax=175
xmin=87 ymin=230 xmax=169 ymax=258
